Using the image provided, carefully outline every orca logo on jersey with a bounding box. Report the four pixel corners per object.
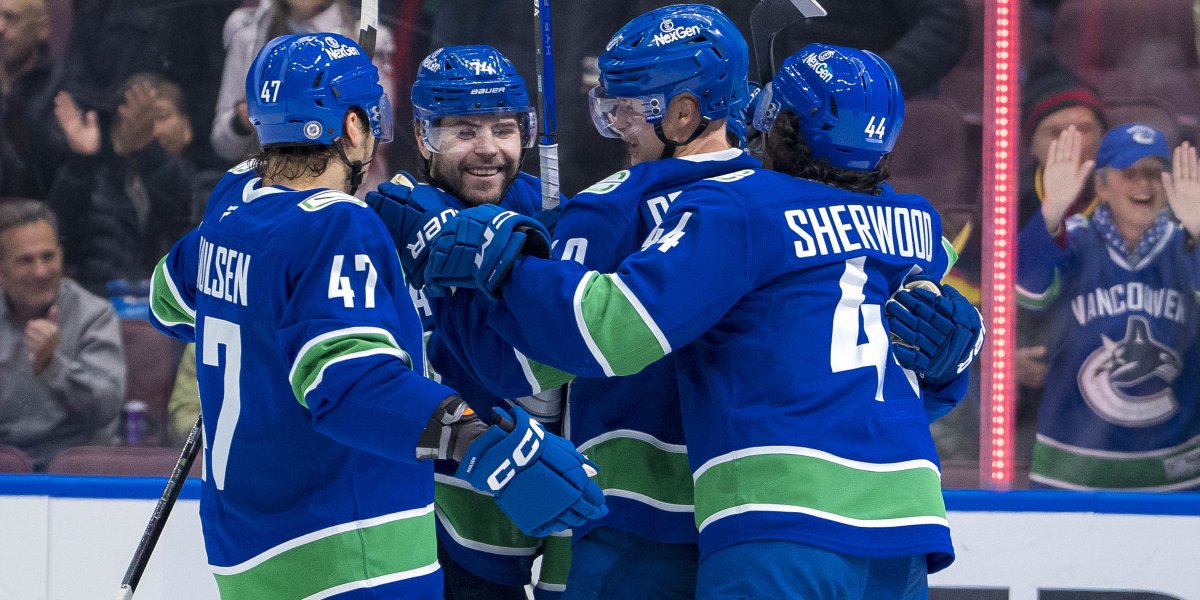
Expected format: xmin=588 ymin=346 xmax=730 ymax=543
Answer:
xmin=486 ymin=418 xmax=545 ymax=491
xmin=1078 ymin=316 xmax=1182 ymax=427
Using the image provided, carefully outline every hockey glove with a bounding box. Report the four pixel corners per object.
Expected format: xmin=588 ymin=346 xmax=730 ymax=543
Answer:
xmin=424 ymin=204 xmax=551 ymax=300
xmin=364 ymin=172 xmax=459 ymax=288
xmin=885 ymin=281 xmax=985 ymax=385
xmin=457 ymin=406 xmax=606 ymax=537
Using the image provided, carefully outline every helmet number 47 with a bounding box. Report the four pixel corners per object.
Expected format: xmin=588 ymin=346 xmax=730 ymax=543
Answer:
xmin=260 ymin=80 xmax=282 ymax=103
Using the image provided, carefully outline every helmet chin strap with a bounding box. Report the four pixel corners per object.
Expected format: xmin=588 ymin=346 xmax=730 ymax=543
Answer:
xmin=335 ymin=136 xmax=380 ymax=195
xmin=654 ymin=116 xmax=711 ymax=160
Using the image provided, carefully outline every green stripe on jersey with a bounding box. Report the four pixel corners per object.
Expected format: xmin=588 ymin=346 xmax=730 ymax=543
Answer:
xmin=289 ymin=329 xmax=411 ymax=408
xmin=150 ymin=256 xmax=195 ymax=327
xmin=213 ymin=508 xmax=436 ymax=599
xmin=1031 ymin=438 xmax=1200 ymax=490
xmin=515 ymin=349 xmax=574 ymax=392
xmin=580 ymin=433 xmax=693 ymax=509
xmin=434 ymin=476 xmax=540 ymax=554
xmin=576 ymin=272 xmax=669 ymax=377
xmin=536 ymin=532 xmax=573 ymax=589
xmin=693 ymin=449 xmax=946 ymax=532
xmin=941 ymin=236 xmax=959 ymax=276
xmin=1016 ymin=271 xmax=1062 ymax=310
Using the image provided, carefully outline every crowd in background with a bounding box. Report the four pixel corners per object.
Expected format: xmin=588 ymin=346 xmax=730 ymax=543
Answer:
xmin=0 ymin=0 xmax=1197 ymax=491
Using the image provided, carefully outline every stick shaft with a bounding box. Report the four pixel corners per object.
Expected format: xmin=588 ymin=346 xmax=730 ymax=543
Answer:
xmin=117 ymin=415 xmax=203 ymax=597
xmin=534 ymin=0 xmax=560 ymax=209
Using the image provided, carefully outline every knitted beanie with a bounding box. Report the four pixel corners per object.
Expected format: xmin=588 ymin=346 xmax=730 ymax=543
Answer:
xmin=1021 ymin=56 xmax=1107 ymax=140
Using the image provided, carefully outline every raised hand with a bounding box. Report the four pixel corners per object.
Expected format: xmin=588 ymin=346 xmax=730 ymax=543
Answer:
xmin=1041 ymin=125 xmax=1096 ymax=234
xmin=1163 ymin=141 xmax=1200 ymax=238
xmin=112 ymin=81 xmax=159 ymax=156
xmin=53 ymin=91 xmax=101 ymax=157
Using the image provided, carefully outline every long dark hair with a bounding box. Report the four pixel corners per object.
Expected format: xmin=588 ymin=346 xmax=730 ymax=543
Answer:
xmin=765 ymin=112 xmax=892 ymax=196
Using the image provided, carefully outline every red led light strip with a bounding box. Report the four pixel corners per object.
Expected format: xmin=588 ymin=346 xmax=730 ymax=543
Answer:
xmin=980 ymin=0 xmax=1019 ymax=488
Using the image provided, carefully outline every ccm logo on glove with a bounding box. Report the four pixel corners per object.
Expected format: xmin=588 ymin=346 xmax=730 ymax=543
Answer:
xmin=486 ymin=418 xmax=545 ymax=491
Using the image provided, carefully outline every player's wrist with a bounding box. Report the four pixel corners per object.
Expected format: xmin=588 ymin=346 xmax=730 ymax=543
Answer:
xmin=416 ymin=395 xmax=488 ymax=461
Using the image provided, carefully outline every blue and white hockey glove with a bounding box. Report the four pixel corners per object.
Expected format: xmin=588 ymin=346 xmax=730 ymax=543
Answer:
xmin=424 ymin=204 xmax=551 ymax=300
xmin=364 ymin=172 xmax=459 ymax=288
xmin=457 ymin=406 xmax=607 ymax=537
xmin=885 ymin=281 xmax=985 ymax=385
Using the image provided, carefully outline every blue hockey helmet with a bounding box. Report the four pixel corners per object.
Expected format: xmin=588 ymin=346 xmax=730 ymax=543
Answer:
xmin=753 ymin=43 xmax=904 ymax=170
xmin=411 ymin=45 xmax=536 ymax=153
xmin=589 ymin=4 xmax=749 ymax=139
xmin=246 ymin=33 xmax=392 ymax=147
xmin=726 ymin=81 xmax=763 ymax=147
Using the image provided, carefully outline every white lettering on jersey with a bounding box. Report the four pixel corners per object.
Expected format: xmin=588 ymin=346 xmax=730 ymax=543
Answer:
xmin=197 ymin=236 xmax=252 ymax=307
xmin=785 ymin=205 xmax=934 ymax=261
xmin=1070 ymin=284 xmax=1187 ymax=326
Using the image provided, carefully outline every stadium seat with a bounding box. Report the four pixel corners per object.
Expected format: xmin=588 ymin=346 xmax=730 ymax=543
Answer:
xmin=119 ymin=320 xmax=186 ymax=446
xmin=0 ymin=445 xmax=34 ymax=474
xmin=937 ymin=0 xmax=1043 ymax=125
xmin=888 ymin=97 xmax=980 ymax=214
xmin=1052 ymin=0 xmax=1200 ymax=126
xmin=1104 ymin=97 xmax=1184 ymax=145
xmin=45 ymin=446 xmax=200 ymax=478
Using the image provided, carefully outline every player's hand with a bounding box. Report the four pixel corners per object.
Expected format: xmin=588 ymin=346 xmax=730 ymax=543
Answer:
xmin=1015 ymin=345 xmax=1048 ymax=389
xmin=1041 ymin=125 xmax=1095 ymax=235
xmin=1163 ymin=141 xmax=1200 ymax=238
xmin=456 ymin=406 xmax=606 ymax=537
xmin=53 ymin=91 xmax=101 ymax=157
xmin=364 ymin=173 xmax=459 ymax=288
xmin=424 ymin=204 xmax=551 ymax=300
xmin=885 ymin=282 xmax=984 ymax=385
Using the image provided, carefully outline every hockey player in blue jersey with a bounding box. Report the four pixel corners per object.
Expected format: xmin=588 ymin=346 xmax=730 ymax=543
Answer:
xmin=421 ymin=44 xmax=985 ymax=599
xmin=364 ymin=45 xmax=572 ymax=599
xmin=1017 ymin=122 xmax=1200 ymax=490
xmin=385 ymin=6 xmax=760 ymax=598
xmin=146 ymin=33 xmax=604 ymax=599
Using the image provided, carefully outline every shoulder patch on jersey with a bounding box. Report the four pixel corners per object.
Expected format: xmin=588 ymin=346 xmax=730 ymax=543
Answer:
xmin=705 ymin=169 xmax=755 ymax=183
xmin=299 ymin=190 xmax=368 ymax=212
xmin=229 ymin=160 xmax=256 ymax=175
xmin=581 ymin=170 xmax=631 ymax=195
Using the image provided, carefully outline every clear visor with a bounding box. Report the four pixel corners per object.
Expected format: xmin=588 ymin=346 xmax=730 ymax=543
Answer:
xmin=419 ymin=111 xmax=536 ymax=154
xmin=587 ymin=86 xmax=665 ymax=139
xmin=751 ymin=82 xmax=781 ymax=134
xmin=369 ymin=94 xmax=394 ymax=143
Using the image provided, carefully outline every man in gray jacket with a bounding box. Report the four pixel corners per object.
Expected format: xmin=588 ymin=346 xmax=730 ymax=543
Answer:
xmin=0 ymin=199 xmax=125 ymax=470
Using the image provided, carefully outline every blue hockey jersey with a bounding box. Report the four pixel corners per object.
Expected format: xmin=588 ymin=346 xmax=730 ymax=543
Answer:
xmin=489 ymin=168 xmax=957 ymax=570
xmin=433 ymin=149 xmax=763 ymax=546
xmin=149 ymin=163 xmax=455 ymax=599
xmin=1017 ymin=209 xmax=1200 ymax=490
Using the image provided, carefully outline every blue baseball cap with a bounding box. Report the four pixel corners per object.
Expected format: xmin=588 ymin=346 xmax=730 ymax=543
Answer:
xmin=1094 ymin=123 xmax=1170 ymax=170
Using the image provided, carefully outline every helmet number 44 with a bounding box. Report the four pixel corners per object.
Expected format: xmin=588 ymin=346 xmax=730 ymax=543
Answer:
xmin=864 ymin=116 xmax=887 ymax=140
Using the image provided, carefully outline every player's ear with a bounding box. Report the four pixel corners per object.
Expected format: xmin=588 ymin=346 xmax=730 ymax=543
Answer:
xmin=343 ymin=109 xmax=369 ymax=149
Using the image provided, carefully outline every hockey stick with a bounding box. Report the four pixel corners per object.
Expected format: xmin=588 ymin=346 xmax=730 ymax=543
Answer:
xmin=750 ymin=0 xmax=827 ymax=84
xmin=533 ymin=0 xmax=560 ymax=210
xmin=115 ymin=414 xmax=203 ymax=600
xmin=358 ymin=0 xmax=378 ymax=59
